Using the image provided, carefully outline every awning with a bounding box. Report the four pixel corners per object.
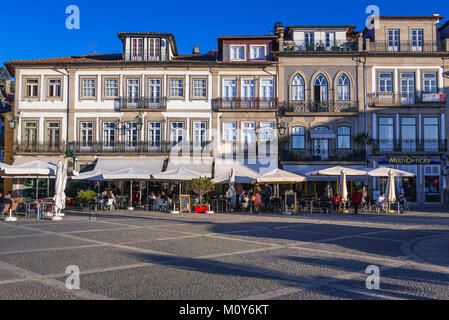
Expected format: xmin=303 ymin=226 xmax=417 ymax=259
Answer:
xmin=255 ymin=168 xmax=306 ymax=184
xmin=1 ymin=159 xmax=78 ymax=178
xmin=212 ymin=157 xmax=277 ymax=184
xmin=73 ymin=157 xmax=166 ymax=181
xmin=310 ymin=130 xmax=336 ymax=139
xmin=153 ymin=168 xmax=205 ymax=181
xmin=166 ymin=157 xmax=213 ymax=178
xmin=283 ymin=165 xmax=367 ymax=182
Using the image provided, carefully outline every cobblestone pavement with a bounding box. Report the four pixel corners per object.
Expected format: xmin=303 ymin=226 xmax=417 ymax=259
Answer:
xmin=1 ymin=209 xmax=449 ymax=300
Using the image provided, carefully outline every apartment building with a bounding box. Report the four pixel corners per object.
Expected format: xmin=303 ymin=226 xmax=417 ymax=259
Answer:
xmin=364 ymin=15 xmax=449 ymax=204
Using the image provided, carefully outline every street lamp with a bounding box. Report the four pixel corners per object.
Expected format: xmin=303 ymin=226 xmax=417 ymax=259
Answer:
xmin=277 ymin=120 xmax=287 ymax=137
xmin=134 ymin=114 xmax=143 ymax=131
xmin=5 ymin=114 xmax=17 ymax=129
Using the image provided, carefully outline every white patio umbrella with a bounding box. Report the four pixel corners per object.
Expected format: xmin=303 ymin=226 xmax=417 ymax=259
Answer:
xmin=338 ymin=170 xmax=348 ymax=202
xmin=229 ymin=168 xmax=235 ymax=188
xmin=255 ymin=168 xmax=306 ymax=184
xmin=52 ymin=160 xmax=67 ymax=220
xmin=385 ymin=170 xmax=396 ymax=213
xmin=308 ymin=165 xmax=367 ymax=177
xmin=366 ymin=167 xmax=415 ymax=177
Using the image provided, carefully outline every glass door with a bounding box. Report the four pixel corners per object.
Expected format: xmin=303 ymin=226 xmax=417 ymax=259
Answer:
xmin=193 ymin=121 xmax=207 ymax=153
xmin=411 ymin=29 xmax=423 ymax=52
xmin=148 ymin=79 xmax=161 ymax=107
xmin=127 ymin=79 xmax=140 ymax=108
xmin=401 ymin=117 xmax=416 ymax=152
xmin=401 ymin=73 xmax=415 ymax=105
xmin=423 ymin=117 xmax=439 ymax=152
xmin=388 ymin=29 xmax=400 ymax=52
xmin=103 ymin=122 xmax=116 ymax=150
xmin=312 ymin=126 xmax=329 ymax=160
xmin=124 ymin=122 xmax=138 ymax=151
xmin=170 ymin=122 xmax=184 ymax=152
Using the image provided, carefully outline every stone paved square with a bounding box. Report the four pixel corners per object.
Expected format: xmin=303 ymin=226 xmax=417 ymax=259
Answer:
xmin=1 ymin=209 xmax=449 ymax=300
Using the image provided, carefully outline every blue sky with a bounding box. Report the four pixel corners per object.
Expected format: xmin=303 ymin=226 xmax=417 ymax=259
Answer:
xmin=1 ymin=0 xmax=448 ymax=69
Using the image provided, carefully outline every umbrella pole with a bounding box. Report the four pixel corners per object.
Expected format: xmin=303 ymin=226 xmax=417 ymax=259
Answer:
xmin=35 ymin=178 xmax=39 ymax=200
xmin=128 ymin=180 xmax=133 ymax=210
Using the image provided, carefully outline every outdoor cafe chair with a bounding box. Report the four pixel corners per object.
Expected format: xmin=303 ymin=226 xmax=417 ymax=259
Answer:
xmin=105 ymin=198 xmax=115 ymax=211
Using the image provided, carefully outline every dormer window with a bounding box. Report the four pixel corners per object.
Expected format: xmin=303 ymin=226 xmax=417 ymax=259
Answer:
xmin=230 ymin=45 xmax=245 ymax=61
xmin=250 ymin=45 xmax=265 ymax=60
xmin=131 ymin=38 xmax=143 ymax=60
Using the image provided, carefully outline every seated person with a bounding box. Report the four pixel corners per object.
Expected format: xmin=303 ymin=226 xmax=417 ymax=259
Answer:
xmin=398 ymin=193 xmax=408 ymax=213
xmin=377 ymin=192 xmax=387 ymax=212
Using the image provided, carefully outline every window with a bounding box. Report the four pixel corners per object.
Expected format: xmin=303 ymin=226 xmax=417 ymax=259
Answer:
xmin=222 ymin=122 xmax=236 ymax=142
xmin=250 ymin=45 xmax=265 ymax=60
xmin=148 ymin=78 xmax=162 ymax=103
xmin=222 ymin=79 xmax=236 ymax=100
xmin=388 ymin=29 xmax=400 ymax=52
xmin=103 ymin=122 xmax=116 ymax=148
xmin=24 ymin=121 xmax=37 ymax=147
xmin=230 ymin=45 xmax=245 ymax=60
xmin=258 ymin=122 xmax=274 ymax=142
xmin=423 ymin=73 xmax=437 ymax=93
xmin=193 ymin=121 xmax=207 ymax=148
xmin=131 ymin=38 xmax=143 ymax=60
xmin=379 ymin=73 xmax=393 ymax=93
xmin=337 ymin=74 xmax=350 ymax=101
xmin=325 ymin=32 xmax=335 ymax=49
xmin=148 ymin=38 xmax=160 ymax=60
xmin=104 ymin=78 xmax=118 ymax=98
xmin=47 ymin=121 xmax=60 ymax=148
xmin=241 ymin=79 xmax=255 ymax=99
xmin=337 ymin=126 xmax=351 ymax=149
xmin=48 ymin=79 xmax=61 ymax=98
xmin=170 ymin=122 xmax=184 ymax=146
xmin=314 ymin=74 xmax=328 ymax=102
xmin=411 ymin=29 xmax=423 ymax=51
xmin=25 ymin=79 xmax=39 ymax=98
xmin=148 ymin=122 xmax=161 ymax=148
xmin=401 ymin=117 xmax=416 ymax=152
xmin=305 ymin=32 xmax=314 ymax=48
xmin=423 ymin=117 xmax=439 ymax=152
xmin=124 ymin=122 xmax=138 ymax=148
xmin=291 ymin=74 xmax=305 ymax=101
xmin=378 ymin=117 xmax=394 ymax=151
xmin=80 ymin=122 xmax=94 ymax=148
xmin=260 ymin=79 xmax=274 ymax=99
xmin=82 ymin=78 xmax=96 ymax=98
xmin=192 ymin=78 xmax=207 ymax=98
xmin=241 ymin=121 xmax=256 ymax=144
xmin=291 ymin=126 xmax=305 ymax=149
xmin=169 ymin=78 xmax=184 ymax=98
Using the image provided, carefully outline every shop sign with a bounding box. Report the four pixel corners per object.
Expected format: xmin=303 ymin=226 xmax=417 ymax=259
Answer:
xmin=378 ymin=157 xmax=440 ymax=165
xmin=422 ymin=93 xmax=445 ymax=103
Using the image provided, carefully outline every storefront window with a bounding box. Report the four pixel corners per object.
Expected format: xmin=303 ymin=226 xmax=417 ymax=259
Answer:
xmin=424 ymin=166 xmax=440 ymax=202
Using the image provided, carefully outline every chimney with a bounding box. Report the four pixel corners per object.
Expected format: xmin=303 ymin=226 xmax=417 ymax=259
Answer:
xmin=193 ymin=46 xmax=200 ymax=54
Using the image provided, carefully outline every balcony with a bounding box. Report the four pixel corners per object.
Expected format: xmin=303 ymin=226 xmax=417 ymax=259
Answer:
xmin=212 ymin=98 xmax=278 ymax=111
xmin=281 ymin=148 xmax=366 ymax=162
xmin=367 ymin=93 xmax=446 ymax=107
xmin=14 ymin=142 xmax=64 ymax=154
xmin=367 ymin=41 xmax=444 ymax=53
xmin=66 ymin=141 xmax=212 ymax=155
xmin=282 ymin=101 xmax=359 ymax=114
xmin=373 ymin=140 xmax=447 ymax=154
xmin=114 ymin=97 xmax=167 ymax=111
xmin=283 ymin=40 xmax=359 ymax=52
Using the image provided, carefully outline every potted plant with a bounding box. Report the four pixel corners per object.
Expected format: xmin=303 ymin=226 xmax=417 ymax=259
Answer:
xmin=76 ymin=189 xmax=97 ymax=211
xmin=189 ymin=177 xmax=215 ymax=213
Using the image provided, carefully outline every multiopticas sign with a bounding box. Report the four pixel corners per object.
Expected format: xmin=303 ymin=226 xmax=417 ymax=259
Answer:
xmin=386 ymin=157 xmax=430 ymax=165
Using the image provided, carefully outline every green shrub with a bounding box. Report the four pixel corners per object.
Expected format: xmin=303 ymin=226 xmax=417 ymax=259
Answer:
xmin=76 ymin=189 xmax=97 ymax=206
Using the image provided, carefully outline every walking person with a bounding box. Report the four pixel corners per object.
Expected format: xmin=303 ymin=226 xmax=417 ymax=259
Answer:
xmin=226 ymin=186 xmax=236 ymax=212
xmin=351 ymin=188 xmax=362 ymax=214
xmin=360 ymin=186 xmax=368 ymax=213
xmin=253 ymin=189 xmax=262 ymax=213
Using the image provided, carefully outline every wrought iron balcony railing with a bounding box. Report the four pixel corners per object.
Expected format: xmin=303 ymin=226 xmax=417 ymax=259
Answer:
xmin=284 ymin=40 xmax=359 ymax=52
xmin=373 ymin=140 xmax=447 ymax=154
xmin=213 ymin=98 xmax=278 ymax=110
xmin=114 ymin=97 xmax=167 ymax=111
xmin=367 ymin=93 xmax=446 ymax=106
xmin=367 ymin=41 xmax=444 ymax=53
xmin=282 ymin=101 xmax=359 ymax=113
xmin=14 ymin=142 xmax=64 ymax=153
xmin=66 ymin=141 xmax=212 ymax=155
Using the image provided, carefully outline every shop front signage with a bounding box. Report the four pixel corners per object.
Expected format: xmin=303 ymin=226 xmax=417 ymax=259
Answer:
xmin=422 ymin=93 xmax=445 ymax=103
xmin=378 ymin=156 xmax=440 ymax=165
